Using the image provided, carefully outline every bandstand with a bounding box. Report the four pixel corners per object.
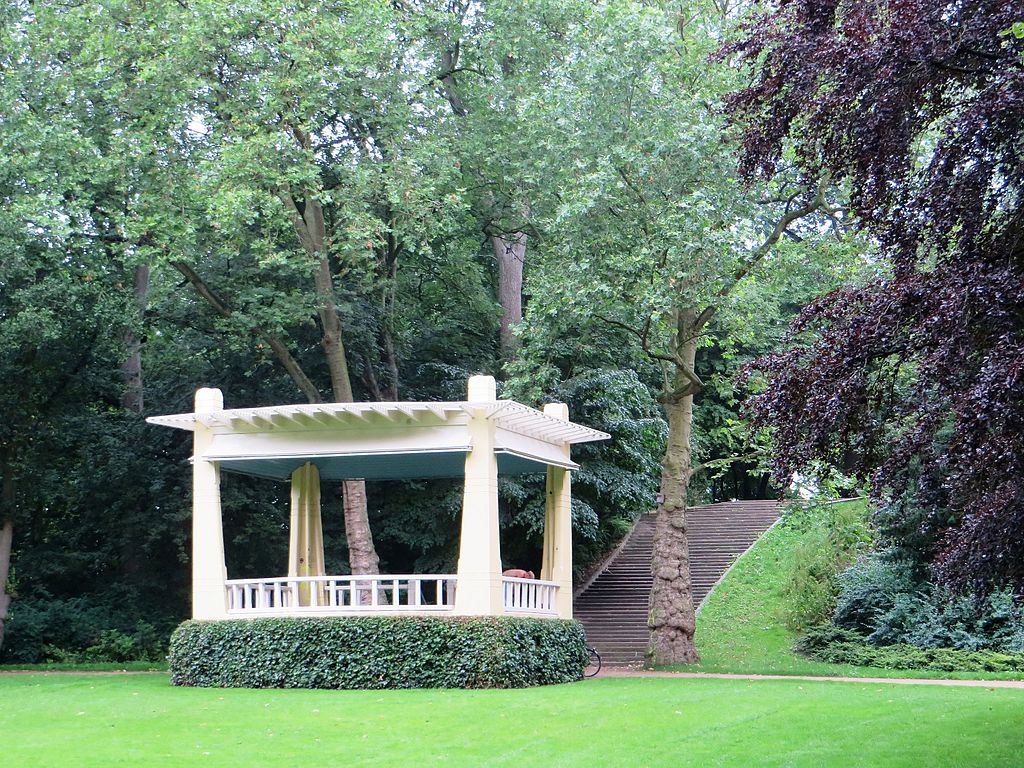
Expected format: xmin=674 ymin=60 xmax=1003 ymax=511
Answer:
xmin=148 ymin=375 xmax=609 ymax=623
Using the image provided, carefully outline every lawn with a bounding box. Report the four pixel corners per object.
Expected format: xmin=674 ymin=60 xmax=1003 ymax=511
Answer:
xmin=688 ymin=501 xmax=1024 ymax=680
xmin=2 ymin=673 xmax=1022 ymax=767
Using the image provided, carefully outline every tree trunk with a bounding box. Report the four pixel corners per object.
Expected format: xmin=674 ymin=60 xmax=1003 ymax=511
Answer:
xmin=492 ymin=231 xmax=526 ymax=360
xmin=119 ymin=263 xmax=150 ymax=413
xmin=647 ymin=310 xmax=701 ymax=666
xmin=313 ymin=255 xmax=355 ymax=404
xmin=378 ymin=237 xmax=400 ymax=401
xmin=296 ymin=193 xmax=379 ymax=576
xmin=0 ymin=448 xmax=15 ymax=654
xmin=379 ymin=326 xmax=399 ymax=401
xmin=342 ymin=479 xmax=378 ymax=575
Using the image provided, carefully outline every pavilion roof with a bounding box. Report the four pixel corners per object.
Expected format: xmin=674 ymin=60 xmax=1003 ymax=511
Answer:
xmin=147 ymin=400 xmax=609 ymax=446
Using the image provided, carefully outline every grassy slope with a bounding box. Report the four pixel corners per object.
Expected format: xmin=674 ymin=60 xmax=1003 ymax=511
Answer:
xmin=2 ymin=673 xmax=1022 ymax=767
xmin=687 ymin=501 xmax=1024 ymax=680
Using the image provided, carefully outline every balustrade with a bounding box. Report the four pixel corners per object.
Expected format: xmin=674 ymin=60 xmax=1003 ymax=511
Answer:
xmin=226 ymin=574 xmax=456 ymax=614
xmin=224 ymin=573 xmax=559 ymax=617
xmin=501 ymin=576 xmax=558 ymax=615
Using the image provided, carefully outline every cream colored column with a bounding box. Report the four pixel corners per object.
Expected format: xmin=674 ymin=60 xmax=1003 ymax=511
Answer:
xmin=541 ymin=402 xmax=574 ymax=619
xmin=454 ymin=375 xmax=503 ymax=616
xmin=288 ymin=462 xmax=325 ymax=606
xmin=192 ymin=388 xmax=229 ymax=620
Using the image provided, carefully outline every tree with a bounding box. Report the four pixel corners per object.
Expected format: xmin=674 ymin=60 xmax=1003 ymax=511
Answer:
xmin=510 ymin=1 xmax=848 ymax=664
xmin=727 ymin=0 xmax=1024 ymax=593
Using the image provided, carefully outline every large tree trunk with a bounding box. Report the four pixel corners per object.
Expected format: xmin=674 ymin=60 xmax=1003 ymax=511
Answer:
xmin=312 ymin=237 xmax=379 ymax=576
xmin=119 ymin=263 xmax=150 ymax=413
xmin=286 ymin=181 xmax=380 ymax=577
xmin=492 ymin=231 xmax=526 ymax=360
xmin=0 ymin=448 xmax=15 ymax=654
xmin=647 ymin=310 xmax=701 ymax=666
xmin=342 ymin=480 xmax=378 ymax=575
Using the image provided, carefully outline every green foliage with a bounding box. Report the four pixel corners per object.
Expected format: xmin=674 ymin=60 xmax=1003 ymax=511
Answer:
xmin=168 ymin=616 xmax=587 ymax=689
xmin=780 ymin=500 xmax=872 ymax=631
xmin=833 ymin=555 xmax=1024 ymax=652
xmin=500 ymin=369 xmax=666 ymax=576
xmin=795 ymin=625 xmax=1024 ymax=673
xmin=5 ymin=597 xmax=167 ymax=664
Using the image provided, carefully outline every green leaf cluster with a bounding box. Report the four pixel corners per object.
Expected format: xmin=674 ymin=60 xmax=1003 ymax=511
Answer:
xmin=794 ymin=625 xmax=1024 ymax=674
xmin=169 ymin=616 xmax=588 ymax=689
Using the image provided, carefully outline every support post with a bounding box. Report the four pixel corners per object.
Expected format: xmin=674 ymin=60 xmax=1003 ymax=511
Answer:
xmin=192 ymin=388 xmax=229 ymax=619
xmin=541 ymin=402 xmax=574 ymax=619
xmin=288 ymin=462 xmax=325 ymax=606
xmin=454 ymin=375 xmax=504 ymax=615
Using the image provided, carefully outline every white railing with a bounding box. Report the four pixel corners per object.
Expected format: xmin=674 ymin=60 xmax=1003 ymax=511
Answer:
xmin=502 ymin=577 xmax=558 ymax=615
xmin=226 ymin=574 xmax=457 ymax=615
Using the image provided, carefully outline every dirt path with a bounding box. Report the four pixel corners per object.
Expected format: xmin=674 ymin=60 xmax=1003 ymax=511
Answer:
xmin=595 ymin=668 xmax=1024 ymax=688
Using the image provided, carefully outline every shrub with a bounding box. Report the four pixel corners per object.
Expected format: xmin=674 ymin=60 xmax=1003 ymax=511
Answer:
xmin=2 ymin=597 xmax=169 ymax=664
xmin=834 ymin=553 xmax=1024 ymax=652
xmin=168 ymin=616 xmax=588 ymax=689
xmin=793 ymin=625 xmax=1024 ymax=673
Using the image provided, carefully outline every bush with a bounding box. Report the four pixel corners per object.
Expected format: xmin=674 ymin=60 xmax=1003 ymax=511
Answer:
xmin=168 ymin=616 xmax=588 ymax=689
xmin=832 ymin=554 xmax=919 ymax=634
xmin=2 ymin=597 xmax=169 ymax=664
xmin=793 ymin=625 xmax=1024 ymax=673
xmin=834 ymin=553 xmax=1024 ymax=652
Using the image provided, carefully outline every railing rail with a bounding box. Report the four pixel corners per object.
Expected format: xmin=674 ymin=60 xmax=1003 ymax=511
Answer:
xmin=225 ymin=574 xmax=559 ymax=617
xmin=226 ymin=574 xmax=457 ymax=614
xmin=502 ymin=576 xmax=558 ymax=615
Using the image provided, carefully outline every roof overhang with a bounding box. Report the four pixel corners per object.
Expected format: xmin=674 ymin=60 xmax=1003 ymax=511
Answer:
xmin=147 ymin=399 xmax=605 ymax=481
xmin=147 ymin=400 xmax=608 ymax=444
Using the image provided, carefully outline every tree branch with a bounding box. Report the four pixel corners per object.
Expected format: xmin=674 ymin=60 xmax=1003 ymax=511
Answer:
xmin=594 ymin=313 xmax=677 ymax=365
xmin=689 ymin=450 xmax=764 ymax=478
xmin=723 ymin=179 xmax=828 ymax=297
xmin=172 ymin=261 xmax=323 ymax=403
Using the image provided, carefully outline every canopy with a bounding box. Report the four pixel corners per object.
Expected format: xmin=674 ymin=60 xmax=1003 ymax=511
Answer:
xmin=147 ymin=399 xmax=609 ymax=481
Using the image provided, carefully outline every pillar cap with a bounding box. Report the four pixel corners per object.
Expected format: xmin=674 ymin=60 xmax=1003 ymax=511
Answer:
xmin=543 ymin=402 xmax=569 ymax=421
xmin=467 ymin=375 xmax=497 ymax=403
xmin=195 ymin=387 xmax=224 ymax=414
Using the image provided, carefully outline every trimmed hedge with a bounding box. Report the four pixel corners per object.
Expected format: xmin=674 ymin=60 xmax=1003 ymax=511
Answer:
xmin=168 ymin=615 xmax=588 ymax=689
xmin=794 ymin=625 xmax=1024 ymax=673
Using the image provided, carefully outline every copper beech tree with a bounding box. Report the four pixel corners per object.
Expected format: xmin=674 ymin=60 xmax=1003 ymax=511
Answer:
xmin=727 ymin=0 xmax=1024 ymax=593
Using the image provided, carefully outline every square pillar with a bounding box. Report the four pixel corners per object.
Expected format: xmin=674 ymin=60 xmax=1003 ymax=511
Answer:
xmin=454 ymin=375 xmax=504 ymax=615
xmin=289 ymin=462 xmax=325 ymax=606
xmin=191 ymin=388 xmax=229 ymax=619
xmin=541 ymin=402 xmax=574 ymax=619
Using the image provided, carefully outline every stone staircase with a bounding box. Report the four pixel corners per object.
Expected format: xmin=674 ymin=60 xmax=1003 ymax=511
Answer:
xmin=574 ymin=500 xmax=783 ymax=666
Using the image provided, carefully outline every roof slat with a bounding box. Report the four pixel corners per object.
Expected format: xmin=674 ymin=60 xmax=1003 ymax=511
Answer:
xmin=148 ymin=399 xmax=609 ymax=445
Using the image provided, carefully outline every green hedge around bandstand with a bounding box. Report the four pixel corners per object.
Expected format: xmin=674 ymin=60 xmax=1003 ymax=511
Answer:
xmin=168 ymin=615 xmax=588 ymax=689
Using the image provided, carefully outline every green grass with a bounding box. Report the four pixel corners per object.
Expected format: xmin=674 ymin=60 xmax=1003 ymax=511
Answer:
xmin=2 ymin=673 xmax=1022 ymax=767
xmin=687 ymin=501 xmax=1024 ymax=680
xmin=0 ymin=660 xmax=167 ymax=672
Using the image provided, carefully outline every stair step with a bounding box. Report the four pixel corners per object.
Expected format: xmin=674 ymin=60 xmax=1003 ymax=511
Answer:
xmin=575 ymin=500 xmax=781 ymax=652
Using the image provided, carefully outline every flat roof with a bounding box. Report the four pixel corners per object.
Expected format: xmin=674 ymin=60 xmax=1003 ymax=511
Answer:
xmin=147 ymin=400 xmax=610 ymax=446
